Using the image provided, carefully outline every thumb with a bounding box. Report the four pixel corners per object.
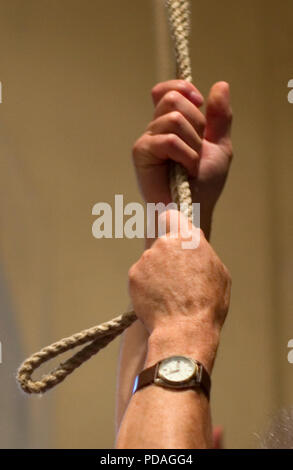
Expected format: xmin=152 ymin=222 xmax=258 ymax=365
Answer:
xmin=204 ymin=81 xmax=232 ymax=145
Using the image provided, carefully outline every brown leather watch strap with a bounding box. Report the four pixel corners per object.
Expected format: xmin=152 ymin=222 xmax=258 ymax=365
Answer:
xmin=132 ymin=358 xmax=211 ymax=400
xmin=132 ymin=363 xmax=159 ymax=394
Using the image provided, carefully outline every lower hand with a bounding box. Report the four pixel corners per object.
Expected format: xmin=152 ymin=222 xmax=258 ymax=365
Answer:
xmin=128 ymin=210 xmax=231 ymax=372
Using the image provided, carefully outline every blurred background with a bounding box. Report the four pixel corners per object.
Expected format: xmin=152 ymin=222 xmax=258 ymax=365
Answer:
xmin=0 ymin=0 xmax=292 ymax=449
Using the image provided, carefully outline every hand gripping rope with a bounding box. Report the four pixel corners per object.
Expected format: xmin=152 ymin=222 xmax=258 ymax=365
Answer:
xmin=17 ymin=0 xmax=194 ymax=394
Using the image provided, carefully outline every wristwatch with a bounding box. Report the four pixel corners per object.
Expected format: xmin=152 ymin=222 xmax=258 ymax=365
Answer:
xmin=132 ymin=355 xmax=211 ymax=400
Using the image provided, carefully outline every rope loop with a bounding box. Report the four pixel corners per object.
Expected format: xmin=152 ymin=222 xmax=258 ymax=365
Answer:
xmin=17 ymin=311 xmax=136 ymax=393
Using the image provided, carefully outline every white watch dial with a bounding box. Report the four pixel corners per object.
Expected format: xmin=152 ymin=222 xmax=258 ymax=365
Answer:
xmin=158 ymin=356 xmax=197 ymax=383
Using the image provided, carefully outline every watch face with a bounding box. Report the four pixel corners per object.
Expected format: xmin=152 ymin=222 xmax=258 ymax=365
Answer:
xmin=158 ymin=356 xmax=197 ymax=384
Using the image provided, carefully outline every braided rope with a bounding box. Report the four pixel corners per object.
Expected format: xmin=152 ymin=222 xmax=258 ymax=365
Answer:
xmin=16 ymin=0 xmax=194 ymax=394
xmin=166 ymin=0 xmax=193 ymax=219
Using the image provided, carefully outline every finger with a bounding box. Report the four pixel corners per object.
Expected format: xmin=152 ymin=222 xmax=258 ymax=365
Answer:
xmin=151 ymin=80 xmax=204 ymax=108
xmin=134 ymin=133 xmax=199 ymax=177
xmin=204 ymin=82 xmax=233 ymax=145
xmin=146 ymin=111 xmax=202 ymax=154
xmin=155 ymin=90 xmax=206 ymax=138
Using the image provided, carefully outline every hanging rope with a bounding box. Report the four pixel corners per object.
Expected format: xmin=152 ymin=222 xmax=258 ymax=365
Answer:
xmin=16 ymin=0 xmax=194 ymax=394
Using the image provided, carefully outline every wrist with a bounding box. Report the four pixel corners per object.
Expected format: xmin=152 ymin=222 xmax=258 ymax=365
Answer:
xmin=145 ymin=323 xmax=220 ymax=375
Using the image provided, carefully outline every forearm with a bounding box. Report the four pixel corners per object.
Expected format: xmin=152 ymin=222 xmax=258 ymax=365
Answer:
xmin=115 ymin=318 xmax=148 ymax=433
xmin=115 ymin=237 xmax=153 ymax=433
xmin=116 ymin=381 xmax=212 ymax=449
xmin=115 ymin=325 xmax=218 ymax=449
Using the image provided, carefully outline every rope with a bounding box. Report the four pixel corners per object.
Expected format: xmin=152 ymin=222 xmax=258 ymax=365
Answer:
xmin=16 ymin=0 xmax=194 ymax=394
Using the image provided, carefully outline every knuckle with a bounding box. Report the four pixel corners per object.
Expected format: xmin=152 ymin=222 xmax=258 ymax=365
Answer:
xmin=169 ymin=111 xmax=183 ymax=127
xmin=165 ymin=90 xmax=181 ymax=109
xmin=166 ymin=133 xmax=180 ymax=148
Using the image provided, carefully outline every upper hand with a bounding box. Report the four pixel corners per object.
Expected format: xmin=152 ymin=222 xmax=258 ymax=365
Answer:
xmin=132 ymin=80 xmax=233 ymax=237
